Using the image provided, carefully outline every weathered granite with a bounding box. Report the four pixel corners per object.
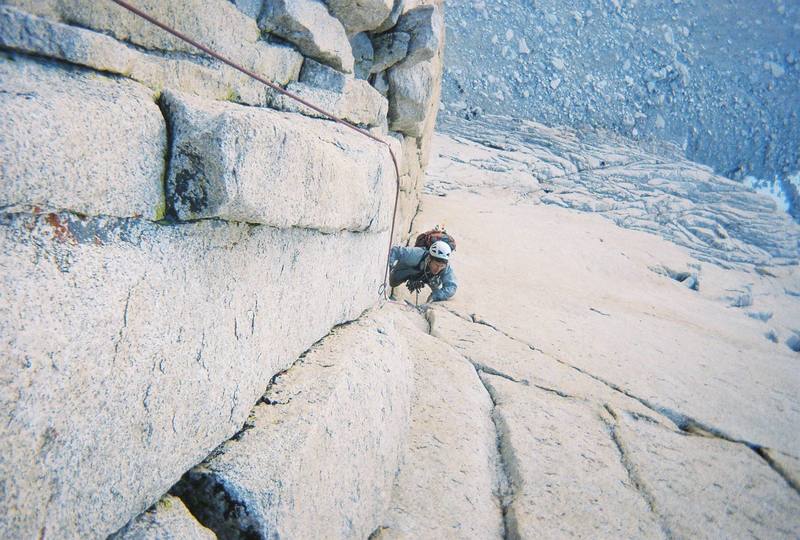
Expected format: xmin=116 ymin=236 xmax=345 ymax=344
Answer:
xmin=377 ymin=309 xmax=503 ymax=539
xmin=163 ymin=90 xmax=394 ymax=230
xmin=173 ymin=306 xmax=412 ymax=540
xmin=350 ymin=31 xmax=374 ymax=80
xmin=109 ymin=495 xmax=216 ymax=540
xmin=324 ymin=0 xmax=393 ymax=35
xmin=0 ymin=53 xmax=166 ymax=220
xmin=0 ymin=5 xmax=302 ymax=103
xmin=371 ymin=32 xmax=410 ymax=74
xmin=393 ymin=4 xmax=443 ymax=66
xmin=259 ymin=0 xmax=354 ymax=73
xmin=481 ymin=375 xmax=665 ymax=539
xmin=3 ymin=0 xmax=288 ymax=80
xmin=0 ymin=210 xmax=387 ymax=539
xmin=612 ymin=408 xmax=800 ymax=538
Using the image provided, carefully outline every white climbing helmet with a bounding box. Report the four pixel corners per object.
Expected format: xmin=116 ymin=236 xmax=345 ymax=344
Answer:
xmin=428 ymin=240 xmax=452 ymax=262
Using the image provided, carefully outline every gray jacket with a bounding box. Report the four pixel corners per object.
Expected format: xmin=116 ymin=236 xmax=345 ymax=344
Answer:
xmin=389 ymin=246 xmax=457 ymax=302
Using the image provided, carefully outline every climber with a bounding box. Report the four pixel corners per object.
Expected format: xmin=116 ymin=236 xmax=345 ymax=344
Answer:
xmin=389 ymin=240 xmax=457 ymax=302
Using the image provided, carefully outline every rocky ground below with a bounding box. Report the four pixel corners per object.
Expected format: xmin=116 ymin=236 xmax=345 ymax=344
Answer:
xmin=384 ymin=120 xmax=800 ymax=537
xmin=110 ymin=120 xmax=800 ymax=538
xmin=439 ymin=0 xmax=800 ymax=217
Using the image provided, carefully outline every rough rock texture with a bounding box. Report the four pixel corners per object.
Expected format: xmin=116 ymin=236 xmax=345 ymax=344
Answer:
xmin=109 ymin=496 xmax=216 ymax=540
xmin=376 ymin=309 xmax=503 ymax=539
xmin=370 ymin=32 xmax=410 ymax=74
xmin=481 ymin=375 xmax=664 ymax=539
xmin=403 ymin=127 xmax=800 ymax=537
xmin=324 ymin=0 xmax=393 ymax=35
xmin=0 ymin=6 xmax=302 ymax=105
xmin=163 ymin=90 xmax=394 ymax=230
xmin=260 ymin=0 xmax=354 ymax=73
xmin=350 ymin=32 xmax=374 ymax=80
xmin=394 ymin=5 xmax=443 ymax=66
xmin=435 ymin=115 xmax=800 ymax=267
xmin=3 ymin=0 xmax=289 ymax=79
xmin=388 ymin=59 xmax=440 ymax=138
xmin=612 ymin=409 xmax=800 ymax=538
xmin=0 ymin=54 xmax=166 ymax=219
xmin=386 ymin=5 xmax=444 ymax=139
xmin=0 ymin=210 xmax=386 ymax=539
xmin=373 ymin=0 xmax=405 ymax=33
xmin=172 ymin=306 xmax=412 ymax=540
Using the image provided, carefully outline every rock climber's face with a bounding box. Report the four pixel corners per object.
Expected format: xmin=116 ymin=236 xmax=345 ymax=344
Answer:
xmin=428 ymin=258 xmax=447 ymax=275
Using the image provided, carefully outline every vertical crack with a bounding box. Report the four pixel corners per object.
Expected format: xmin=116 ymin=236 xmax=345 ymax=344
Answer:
xmin=433 ymin=306 xmax=800 ymax=496
xmin=425 ymin=308 xmax=517 ymax=539
xmin=601 ymin=407 xmax=674 ymax=540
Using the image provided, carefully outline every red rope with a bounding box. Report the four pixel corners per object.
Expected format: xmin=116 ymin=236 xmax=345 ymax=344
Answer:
xmin=108 ymin=0 xmax=400 ymax=298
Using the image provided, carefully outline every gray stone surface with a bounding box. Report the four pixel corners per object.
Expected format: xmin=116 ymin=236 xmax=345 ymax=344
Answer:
xmin=275 ymin=79 xmax=389 ymax=128
xmin=109 ymin=495 xmax=216 ymax=540
xmin=394 ymin=4 xmax=443 ymax=66
xmin=0 ymin=210 xmax=387 ymax=539
xmin=299 ymin=57 xmax=348 ymax=92
xmin=427 ymin=307 xmax=673 ymax=425
xmin=612 ymin=409 xmax=800 ymax=538
xmin=371 ymin=70 xmax=390 ymax=96
xmin=260 ymin=0 xmax=354 ymax=73
xmin=482 ymin=375 xmax=665 ymax=539
xmin=378 ymin=309 xmax=503 ymax=539
xmin=370 ymin=32 xmax=410 ymax=74
xmin=229 ymin=0 xmax=263 ymax=20
xmin=0 ymin=53 xmax=166 ymax=220
xmin=324 ymin=0 xmax=393 ymax=35
xmin=373 ymin=0 xmax=405 ymax=33
xmin=163 ymin=90 xmax=394 ymax=230
xmin=436 ymin=115 xmax=800 ymax=267
xmin=388 ymin=58 xmax=441 ymax=137
xmin=0 ymin=5 xmax=302 ymax=102
xmin=4 ymin=0 xmax=289 ymax=81
xmin=350 ymin=32 xmax=374 ymax=80
xmin=173 ymin=306 xmax=412 ymax=540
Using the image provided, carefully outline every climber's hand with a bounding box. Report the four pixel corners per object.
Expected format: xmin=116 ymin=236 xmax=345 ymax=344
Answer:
xmin=406 ymin=279 xmax=424 ymax=293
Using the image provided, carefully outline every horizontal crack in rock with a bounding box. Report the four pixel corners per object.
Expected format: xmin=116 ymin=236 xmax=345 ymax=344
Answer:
xmin=601 ymin=407 xmax=674 ymax=540
xmin=442 ymin=307 xmax=800 ymax=497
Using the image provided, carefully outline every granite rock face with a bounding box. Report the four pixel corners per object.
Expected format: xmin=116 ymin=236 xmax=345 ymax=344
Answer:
xmin=370 ymin=32 xmax=410 ymax=74
xmin=376 ymin=310 xmax=504 ymax=539
xmin=0 ymin=210 xmax=387 ymax=539
xmin=163 ymin=90 xmax=394 ymax=230
xmin=3 ymin=0 xmax=289 ymax=78
xmin=109 ymin=496 xmax=216 ymax=540
xmin=394 ymin=5 xmax=443 ymax=66
xmin=173 ymin=306 xmax=412 ymax=540
xmin=386 ymin=5 xmax=444 ymax=138
xmin=0 ymin=5 xmax=302 ymax=104
xmin=260 ymin=0 xmax=354 ymax=73
xmin=324 ymin=0 xmax=394 ymax=35
xmin=0 ymin=54 xmax=166 ymax=219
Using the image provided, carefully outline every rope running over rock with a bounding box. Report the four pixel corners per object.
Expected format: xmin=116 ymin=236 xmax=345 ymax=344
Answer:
xmin=108 ymin=0 xmax=401 ymax=299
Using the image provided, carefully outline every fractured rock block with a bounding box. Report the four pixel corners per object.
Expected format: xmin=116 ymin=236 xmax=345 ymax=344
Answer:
xmin=350 ymin=31 xmax=374 ymax=80
xmin=0 ymin=54 xmax=166 ymax=219
xmin=323 ymin=0 xmax=393 ymax=35
xmin=393 ymin=4 xmax=443 ymax=66
xmin=0 ymin=6 xmax=301 ymax=103
xmin=109 ymin=496 xmax=216 ymax=540
xmin=162 ymin=90 xmax=394 ymax=230
xmin=173 ymin=307 xmax=412 ymax=540
xmin=370 ymin=31 xmax=411 ymax=74
xmin=0 ymin=210 xmax=387 ymax=539
xmin=388 ymin=58 xmax=438 ymax=137
xmin=4 ymin=0 xmax=294 ymax=82
xmin=378 ymin=310 xmax=503 ymax=538
xmin=260 ymin=0 xmax=354 ymax=73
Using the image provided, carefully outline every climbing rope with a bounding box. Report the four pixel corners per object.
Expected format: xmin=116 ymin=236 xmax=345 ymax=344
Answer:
xmin=108 ymin=0 xmax=400 ymax=299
